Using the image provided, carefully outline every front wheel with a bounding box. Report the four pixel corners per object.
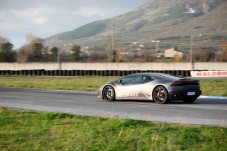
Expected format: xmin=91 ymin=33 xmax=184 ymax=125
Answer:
xmin=152 ymin=86 xmax=169 ymax=104
xmin=102 ymin=86 xmax=115 ymax=101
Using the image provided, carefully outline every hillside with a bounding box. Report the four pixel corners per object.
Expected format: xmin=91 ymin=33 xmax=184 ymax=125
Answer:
xmin=46 ymin=0 xmax=227 ymax=52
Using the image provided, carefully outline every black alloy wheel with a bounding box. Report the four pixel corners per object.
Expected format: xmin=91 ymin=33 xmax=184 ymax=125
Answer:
xmin=103 ymin=86 xmax=115 ymax=101
xmin=153 ymin=86 xmax=169 ymax=104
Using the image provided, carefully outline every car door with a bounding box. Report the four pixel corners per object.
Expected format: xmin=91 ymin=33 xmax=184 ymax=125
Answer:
xmin=140 ymin=75 xmax=155 ymax=99
xmin=116 ymin=75 xmax=143 ymax=99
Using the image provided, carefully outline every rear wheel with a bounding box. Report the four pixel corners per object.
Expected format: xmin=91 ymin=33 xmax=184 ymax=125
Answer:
xmin=152 ymin=86 xmax=169 ymax=104
xmin=102 ymin=86 xmax=115 ymax=101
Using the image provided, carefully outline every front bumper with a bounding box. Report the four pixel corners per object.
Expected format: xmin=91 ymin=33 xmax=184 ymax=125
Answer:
xmin=97 ymin=86 xmax=104 ymax=99
xmin=169 ymin=90 xmax=202 ymax=100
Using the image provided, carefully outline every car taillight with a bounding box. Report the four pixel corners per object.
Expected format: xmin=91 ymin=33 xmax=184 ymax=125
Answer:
xmin=171 ymin=80 xmax=199 ymax=86
xmin=171 ymin=81 xmax=184 ymax=86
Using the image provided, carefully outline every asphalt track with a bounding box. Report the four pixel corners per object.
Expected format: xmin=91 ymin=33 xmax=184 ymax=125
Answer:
xmin=0 ymin=87 xmax=227 ymax=127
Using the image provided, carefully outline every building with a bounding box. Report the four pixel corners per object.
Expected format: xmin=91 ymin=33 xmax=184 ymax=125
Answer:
xmin=164 ymin=48 xmax=183 ymax=58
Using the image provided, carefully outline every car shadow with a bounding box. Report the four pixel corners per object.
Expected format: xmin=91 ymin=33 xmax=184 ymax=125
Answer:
xmin=193 ymin=97 xmax=227 ymax=105
xmin=112 ymin=97 xmax=227 ymax=105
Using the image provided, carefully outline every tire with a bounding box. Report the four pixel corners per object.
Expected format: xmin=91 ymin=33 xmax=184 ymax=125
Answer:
xmin=102 ymin=86 xmax=115 ymax=101
xmin=152 ymin=86 xmax=169 ymax=104
xmin=183 ymin=98 xmax=197 ymax=103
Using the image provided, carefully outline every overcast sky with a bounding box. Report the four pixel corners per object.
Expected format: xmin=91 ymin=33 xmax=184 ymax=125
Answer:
xmin=0 ymin=0 xmax=147 ymax=48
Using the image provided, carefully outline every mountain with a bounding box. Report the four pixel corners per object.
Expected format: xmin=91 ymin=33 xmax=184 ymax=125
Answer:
xmin=46 ymin=0 xmax=227 ymax=52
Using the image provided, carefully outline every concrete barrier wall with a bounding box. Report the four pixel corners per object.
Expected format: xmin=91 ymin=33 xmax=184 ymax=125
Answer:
xmin=0 ymin=62 xmax=226 ymax=71
xmin=63 ymin=63 xmax=191 ymax=71
xmin=0 ymin=63 xmax=59 ymax=70
xmin=194 ymin=63 xmax=227 ymax=71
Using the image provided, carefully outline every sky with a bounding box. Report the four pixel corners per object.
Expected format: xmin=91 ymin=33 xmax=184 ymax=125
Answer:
xmin=0 ymin=0 xmax=147 ymax=49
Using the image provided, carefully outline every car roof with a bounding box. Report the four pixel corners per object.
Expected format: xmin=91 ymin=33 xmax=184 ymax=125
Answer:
xmin=129 ymin=72 xmax=181 ymax=80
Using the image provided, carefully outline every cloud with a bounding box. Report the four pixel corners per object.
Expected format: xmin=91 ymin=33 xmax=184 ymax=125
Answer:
xmin=12 ymin=7 xmax=48 ymax=25
xmin=0 ymin=0 xmax=147 ymax=48
xmin=0 ymin=22 xmax=23 ymax=30
xmin=74 ymin=7 xmax=106 ymax=17
xmin=33 ymin=17 xmax=47 ymax=25
xmin=72 ymin=6 xmax=129 ymax=19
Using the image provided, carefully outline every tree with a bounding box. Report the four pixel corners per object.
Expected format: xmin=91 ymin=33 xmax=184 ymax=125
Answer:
xmin=0 ymin=42 xmax=16 ymax=62
xmin=0 ymin=36 xmax=8 ymax=44
xmin=71 ymin=45 xmax=81 ymax=61
xmin=16 ymin=46 xmax=28 ymax=62
xmin=17 ymin=36 xmax=45 ymax=62
xmin=50 ymin=47 xmax=58 ymax=56
xmin=49 ymin=47 xmax=58 ymax=61
xmin=112 ymin=50 xmax=117 ymax=62
xmin=221 ymin=41 xmax=227 ymax=61
xmin=27 ymin=42 xmax=44 ymax=62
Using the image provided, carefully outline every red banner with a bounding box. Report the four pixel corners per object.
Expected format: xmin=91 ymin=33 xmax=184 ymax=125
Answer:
xmin=191 ymin=71 xmax=227 ymax=77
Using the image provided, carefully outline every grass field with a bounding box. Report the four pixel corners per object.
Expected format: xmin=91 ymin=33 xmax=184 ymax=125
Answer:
xmin=0 ymin=107 xmax=226 ymax=151
xmin=0 ymin=76 xmax=117 ymax=91
xmin=200 ymin=79 xmax=227 ymax=97
xmin=0 ymin=76 xmax=226 ymax=96
xmin=0 ymin=77 xmax=226 ymax=150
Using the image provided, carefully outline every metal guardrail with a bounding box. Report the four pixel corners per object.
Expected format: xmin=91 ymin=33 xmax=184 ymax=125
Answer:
xmin=0 ymin=70 xmax=191 ymax=77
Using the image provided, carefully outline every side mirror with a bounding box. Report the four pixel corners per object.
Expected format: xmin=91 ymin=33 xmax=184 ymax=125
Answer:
xmin=117 ymin=79 xmax=124 ymax=85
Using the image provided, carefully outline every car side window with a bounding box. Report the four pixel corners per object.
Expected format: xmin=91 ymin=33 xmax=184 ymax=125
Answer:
xmin=121 ymin=75 xmax=143 ymax=85
xmin=142 ymin=75 xmax=152 ymax=83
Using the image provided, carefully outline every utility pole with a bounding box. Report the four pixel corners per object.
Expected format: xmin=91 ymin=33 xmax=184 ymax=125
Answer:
xmin=190 ymin=35 xmax=194 ymax=70
xmin=57 ymin=43 xmax=72 ymax=70
xmin=190 ymin=34 xmax=202 ymax=71
xmin=112 ymin=24 xmax=116 ymax=62
xmin=184 ymin=8 xmax=196 ymax=71
xmin=57 ymin=48 xmax=61 ymax=70
xmin=151 ymin=40 xmax=160 ymax=52
xmin=112 ymin=24 xmax=115 ymax=51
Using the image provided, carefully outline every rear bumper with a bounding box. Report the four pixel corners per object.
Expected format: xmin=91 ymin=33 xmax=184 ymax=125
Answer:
xmin=169 ymin=90 xmax=202 ymax=100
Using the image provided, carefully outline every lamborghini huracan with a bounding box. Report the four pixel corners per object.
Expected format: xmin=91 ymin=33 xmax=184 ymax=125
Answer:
xmin=98 ymin=73 xmax=202 ymax=104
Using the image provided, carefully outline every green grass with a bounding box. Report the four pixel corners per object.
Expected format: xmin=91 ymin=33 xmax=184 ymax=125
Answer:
xmin=0 ymin=107 xmax=226 ymax=151
xmin=0 ymin=76 xmax=227 ymax=96
xmin=0 ymin=76 xmax=117 ymax=92
xmin=0 ymin=77 xmax=226 ymax=150
xmin=200 ymin=79 xmax=227 ymax=96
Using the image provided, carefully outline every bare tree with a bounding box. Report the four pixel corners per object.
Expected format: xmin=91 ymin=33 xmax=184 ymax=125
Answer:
xmin=0 ymin=36 xmax=9 ymax=44
xmin=16 ymin=35 xmax=45 ymax=62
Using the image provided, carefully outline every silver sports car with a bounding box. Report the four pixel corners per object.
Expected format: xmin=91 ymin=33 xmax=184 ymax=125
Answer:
xmin=98 ymin=73 xmax=202 ymax=104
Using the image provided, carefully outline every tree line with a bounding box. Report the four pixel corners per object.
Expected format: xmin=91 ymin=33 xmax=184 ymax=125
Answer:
xmin=1 ymin=35 xmax=227 ymax=63
xmin=0 ymin=36 xmax=81 ymax=63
